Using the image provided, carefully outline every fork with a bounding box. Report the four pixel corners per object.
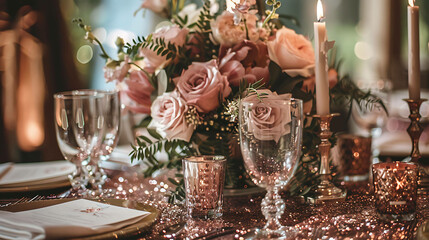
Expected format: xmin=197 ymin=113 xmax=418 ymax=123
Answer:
xmin=0 ymin=195 xmax=43 ymax=208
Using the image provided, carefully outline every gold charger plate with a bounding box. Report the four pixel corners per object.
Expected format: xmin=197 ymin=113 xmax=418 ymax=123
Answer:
xmin=1 ymin=198 xmax=159 ymax=240
xmin=0 ymin=180 xmax=70 ymax=193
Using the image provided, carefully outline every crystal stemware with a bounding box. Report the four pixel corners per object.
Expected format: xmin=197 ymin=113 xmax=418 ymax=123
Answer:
xmin=54 ymin=90 xmax=107 ymax=196
xmin=79 ymin=90 xmax=121 ymax=196
xmin=351 ymin=91 xmax=388 ymax=162
xmin=239 ymin=97 xmax=303 ymax=239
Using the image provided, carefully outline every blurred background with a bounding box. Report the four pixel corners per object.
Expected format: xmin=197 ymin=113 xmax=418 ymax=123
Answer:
xmin=0 ymin=0 xmax=428 ymax=163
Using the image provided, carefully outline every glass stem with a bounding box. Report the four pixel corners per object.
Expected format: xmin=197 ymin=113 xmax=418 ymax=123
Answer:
xmin=261 ymin=186 xmax=285 ymax=231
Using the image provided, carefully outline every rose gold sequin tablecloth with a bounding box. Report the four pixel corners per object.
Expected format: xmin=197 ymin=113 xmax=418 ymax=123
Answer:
xmin=1 ymin=167 xmax=428 ymax=239
xmin=101 ymin=168 xmax=429 ymax=239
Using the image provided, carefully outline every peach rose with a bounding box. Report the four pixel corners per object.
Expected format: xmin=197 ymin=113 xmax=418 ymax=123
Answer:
xmin=211 ymin=12 xmax=259 ymax=47
xmin=121 ymin=70 xmax=154 ymax=114
xmin=241 ymin=89 xmax=292 ymax=142
xmin=140 ymin=25 xmax=189 ymax=73
xmin=174 ymin=60 xmax=231 ymax=113
xmin=149 ymin=91 xmax=194 ymax=142
xmin=267 ymin=27 xmax=315 ymax=77
xmin=219 ymin=40 xmax=269 ymax=86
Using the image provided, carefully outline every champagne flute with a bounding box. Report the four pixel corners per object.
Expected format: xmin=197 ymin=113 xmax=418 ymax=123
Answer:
xmin=54 ymin=90 xmax=106 ymax=196
xmin=239 ymin=97 xmax=303 ymax=239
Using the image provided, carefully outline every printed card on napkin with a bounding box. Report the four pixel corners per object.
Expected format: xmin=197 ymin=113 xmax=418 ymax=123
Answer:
xmin=0 ymin=199 xmax=151 ymax=240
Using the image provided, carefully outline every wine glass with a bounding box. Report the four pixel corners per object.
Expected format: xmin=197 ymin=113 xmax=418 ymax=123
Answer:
xmin=239 ymin=97 xmax=303 ymax=239
xmin=54 ymin=90 xmax=107 ymax=196
xmin=351 ymin=91 xmax=388 ymax=162
xmin=79 ymin=90 xmax=121 ymax=196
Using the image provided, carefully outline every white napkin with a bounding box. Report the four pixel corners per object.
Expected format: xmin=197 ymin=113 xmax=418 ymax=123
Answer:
xmin=0 ymin=199 xmax=151 ymax=240
xmin=0 ymin=161 xmax=75 ymax=187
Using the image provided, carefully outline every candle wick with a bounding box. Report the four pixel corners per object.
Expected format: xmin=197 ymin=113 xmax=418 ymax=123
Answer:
xmin=318 ymin=17 xmax=325 ymax=23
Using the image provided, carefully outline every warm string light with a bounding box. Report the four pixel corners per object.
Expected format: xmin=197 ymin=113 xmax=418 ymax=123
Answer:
xmin=317 ymin=0 xmax=324 ymax=22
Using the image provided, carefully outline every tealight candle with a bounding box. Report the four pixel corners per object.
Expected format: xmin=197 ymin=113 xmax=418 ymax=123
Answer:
xmin=372 ymin=162 xmax=418 ymax=221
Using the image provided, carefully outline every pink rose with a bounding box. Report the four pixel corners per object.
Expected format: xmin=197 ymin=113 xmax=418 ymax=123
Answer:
xmin=211 ymin=12 xmax=259 ymax=47
xmin=103 ymin=58 xmax=130 ymax=83
xmin=219 ymin=40 xmax=269 ymax=86
xmin=140 ymin=25 xmax=189 ymax=73
xmin=149 ymin=91 xmax=194 ymax=142
xmin=140 ymin=0 xmax=168 ymax=14
xmin=121 ymin=70 xmax=154 ymax=114
xmin=174 ymin=60 xmax=231 ymax=113
xmin=267 ymin=27 xmax=315 ymax=76
xmin=241 ymin=90 xmax=292 ymax=142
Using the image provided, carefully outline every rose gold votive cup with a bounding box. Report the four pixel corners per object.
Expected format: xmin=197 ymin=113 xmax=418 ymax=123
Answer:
xmin=337 ymin=134 xmax=372 ymax=181
xmin=372 ymin=162 xmax=418 ymax=221
xmin=183 ymin=155 xmax=226 ymax=219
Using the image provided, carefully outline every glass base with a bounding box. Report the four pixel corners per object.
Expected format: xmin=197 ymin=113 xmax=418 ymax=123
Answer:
xmin=305 ymin=180 xmax=347 ymax=204
xmin=377 ymin=212 xmax=416 ymax=222
xmin=243 ymin=226 xmax=298 ymax=240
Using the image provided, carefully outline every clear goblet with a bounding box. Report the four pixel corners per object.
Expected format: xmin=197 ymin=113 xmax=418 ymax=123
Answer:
xmin=239 ymin=97 xmax=303 ymax=239
xmin=54 ymin=90 xmax=107 ymax=196
xmin=351 ymin=94 xmax=388 ymax=162
xmin=79 ymin=90 xmax=121 ymax=196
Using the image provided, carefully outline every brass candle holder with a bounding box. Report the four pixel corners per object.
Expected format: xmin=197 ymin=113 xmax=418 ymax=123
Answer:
xmin=404 ymin=98 xmax=429 ymax=193
xmin=306 ymin=113 xmax=347 ymax=204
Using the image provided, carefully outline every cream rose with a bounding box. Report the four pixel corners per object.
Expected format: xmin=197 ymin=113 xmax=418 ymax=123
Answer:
xmin=241 ymin=90 xmax=291 ymax=142
xmin=140 ymin=25 xmax=189 ymax=73
xmin=174 ymin=60 xmax=231 ymax=113
xmin=211 ymin=12 xmax=259 ymax=47
xmin=267 ymin=27 xmax=315 ymax=77
xmin=149 ymin=91 xmax=193 ymax=142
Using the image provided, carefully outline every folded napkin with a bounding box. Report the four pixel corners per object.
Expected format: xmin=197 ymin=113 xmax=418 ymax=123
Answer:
xmin=0 ymin=161 xmax=75 ymax=187
xmin=0 ymin=199 xmax=151 ymax=240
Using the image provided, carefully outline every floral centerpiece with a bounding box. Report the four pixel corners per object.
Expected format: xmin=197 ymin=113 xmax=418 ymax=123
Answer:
xmin=74 ymin=0 xmax=385 ymax=202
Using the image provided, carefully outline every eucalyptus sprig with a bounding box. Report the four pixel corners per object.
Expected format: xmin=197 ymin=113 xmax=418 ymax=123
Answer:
xmin=72 ymin=18 xmax=112 ymax=60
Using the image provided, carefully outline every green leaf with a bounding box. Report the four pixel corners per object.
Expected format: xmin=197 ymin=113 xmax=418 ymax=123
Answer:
xmin=147 ymin=128 xmax=163 ymax=140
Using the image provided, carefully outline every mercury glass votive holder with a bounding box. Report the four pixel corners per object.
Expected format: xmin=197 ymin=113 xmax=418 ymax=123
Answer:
xmin=183 ymin=155 xmax=226 ymax=219
xmin=337 ymin=134 xmax=372 ymax=182
xmin=372 ymin=162 xmax=418 ymax=221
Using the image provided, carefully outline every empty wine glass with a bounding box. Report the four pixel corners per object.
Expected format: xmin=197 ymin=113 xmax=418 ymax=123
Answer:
xmin=239 ymin=96 xmax=303 ymax=239
xmin=54 ymin=90 xmax=107 ymax=196
xmin=79 ymin=90 xmax=121 ymax=196
xmin=351 ymin=90 xmax=388 ymax=162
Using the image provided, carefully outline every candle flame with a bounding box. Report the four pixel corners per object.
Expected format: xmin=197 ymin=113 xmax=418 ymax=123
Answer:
xmin=409 ymin=0 xmax=414 ymax=7
xmin=317 ymin=0 xmax=324 ymax=21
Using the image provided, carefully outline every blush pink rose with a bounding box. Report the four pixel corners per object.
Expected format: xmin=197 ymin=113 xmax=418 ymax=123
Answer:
xmin=149 ymin=91 xmax=193 ymax=142
xmin=267 ymin=27 xmax=315 ymax=74
xmin=140 ymin=25 xmax=189 ymax=73
xmin=174 ymin=60 xmax=232 ymax=113
xmin=242 ymin=90 xmax=292 ymax=142
xmin=140 ymin=0 xmax=168 ymax=14
xmin=219 ymin=40 xmax=269 ymax=86
xmin=211 ymin=12 xmax=259 ymax=47
xmin=122 ymin=70 xmax=154 ymax=114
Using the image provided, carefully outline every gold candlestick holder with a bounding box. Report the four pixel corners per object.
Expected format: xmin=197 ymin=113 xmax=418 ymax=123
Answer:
xmin=404 ymin=98 xmax=429 ymax=192
xmin=306 ymin=113 xmax=347 ymax=204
